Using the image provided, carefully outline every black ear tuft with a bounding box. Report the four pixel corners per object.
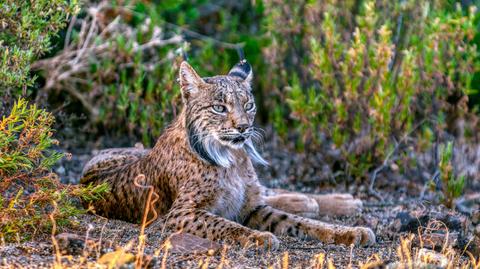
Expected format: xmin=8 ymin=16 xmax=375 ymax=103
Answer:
xmin=228 ymin=60 xmax=253 ymax=84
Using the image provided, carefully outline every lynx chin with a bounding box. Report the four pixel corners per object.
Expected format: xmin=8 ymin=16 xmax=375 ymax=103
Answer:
xmin=80 ymin=60 xmax=376 ymax=249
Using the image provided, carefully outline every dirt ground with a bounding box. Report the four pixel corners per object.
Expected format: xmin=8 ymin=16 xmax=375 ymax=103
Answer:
xmin=1 ymin=200 xmax=471 ymax=268
xmin=0 ymin=135 xmax=476 ymax=268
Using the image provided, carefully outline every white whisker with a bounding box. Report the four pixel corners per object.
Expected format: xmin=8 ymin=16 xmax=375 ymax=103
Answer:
xmin=244 ymin=138 xmax=268 ymax=166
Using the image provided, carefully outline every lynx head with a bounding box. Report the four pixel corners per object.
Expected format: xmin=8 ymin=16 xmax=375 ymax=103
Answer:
xmin=179 ymin=60 xmax=267 ymax=168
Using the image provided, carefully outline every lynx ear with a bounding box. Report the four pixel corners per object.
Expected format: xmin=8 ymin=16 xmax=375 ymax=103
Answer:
xmin=179 ymin=61 xmax=205 ymax=99
xmin=228 ymin=60 xmax=253 ymax=86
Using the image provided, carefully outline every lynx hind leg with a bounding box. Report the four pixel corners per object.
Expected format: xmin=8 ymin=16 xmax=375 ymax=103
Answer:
xmin=312 ymin=193 xmax=363 ymax=216
xmin=267 ymin=188 xmax=362 ymax=217
xmin=264 ymin=194 xmax=319 ymax=219
xmin=244 ymin=205 xmax=375 ymax=247
xmin=81 ymin=147 xmax=150 ymax=183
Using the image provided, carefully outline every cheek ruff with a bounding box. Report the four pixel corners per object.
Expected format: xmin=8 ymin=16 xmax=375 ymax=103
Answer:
xmin=188 ymin=125 xmax=267 ymax=168
xmin=188 ymin=125 xmax=235 ymax=167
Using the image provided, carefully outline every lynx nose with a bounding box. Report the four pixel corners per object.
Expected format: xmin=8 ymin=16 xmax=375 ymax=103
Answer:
xmin=236 ymin=124 xmax=249 ymax=133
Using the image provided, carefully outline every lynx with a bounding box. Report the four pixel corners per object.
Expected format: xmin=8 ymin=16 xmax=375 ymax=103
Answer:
xmin=80 ymin=60 xmax=375 ymax=249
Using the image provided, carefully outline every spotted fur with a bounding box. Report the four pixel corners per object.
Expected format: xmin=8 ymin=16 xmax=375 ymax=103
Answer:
xmin=80 ymin=61 xmax=376 ymax=249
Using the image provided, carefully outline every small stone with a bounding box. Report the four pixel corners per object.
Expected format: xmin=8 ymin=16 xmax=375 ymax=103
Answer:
xmin=391 ymin=211 xmax=464 ymax=233
xmin=166 ymin=233 xmax=221 ymax=255
xmin=417 ymin=248 xmax=448 ymax=267
xmin=55 ymin=233 xmax=92 ymax=255
xmin=472 ymin=210 xmax=480 ymax=225
xmin=391 ymin=211 xmax=428 ymax=232
xmin=134 ymin=142 xmax=144 ymax=149
xmin=390 ymin=163 xmax=399 ymax=171
xmin=56 ymin=166 xmax=66 ymax=175
xmin=413 ymin=232 xmax=458 ymax=249
xmin=98 ymin=248 xmax=135 ymax=268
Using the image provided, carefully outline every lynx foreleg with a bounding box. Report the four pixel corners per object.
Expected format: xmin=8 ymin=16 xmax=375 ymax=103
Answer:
xmin=165 ymin=202 xmax=279 ymax=250
xmin=243 ymin=205 xmax=375 ymax=246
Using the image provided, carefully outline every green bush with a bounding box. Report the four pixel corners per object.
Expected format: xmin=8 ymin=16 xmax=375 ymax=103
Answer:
xmin=0 ymin=99 xmax=63 ymax=175
xmin=0 ymin=0 xmax=78 ymax=96
xmin=31 ymin=2 xmax=183 ymax=145
xmin=263 ymin=0 xmax=479 ymax=180
xmin=34 ymin=1 xmax=261 ymax=145
xmin=0 ymin=99 xmax=108 ymax=242
xmin=27 ymin=0 xmax=480 ymax=185
xmin=429 ymin=141 xmax=465 ymax=208
xmin=0 ymin=1 xmax=109 ymax=242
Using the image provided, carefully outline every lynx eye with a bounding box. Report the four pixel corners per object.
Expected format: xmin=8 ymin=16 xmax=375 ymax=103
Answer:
xmin=244 ymin=102 xmax=254 ymax=111
xmin=212 ymin=105 xmax=227 ymax=113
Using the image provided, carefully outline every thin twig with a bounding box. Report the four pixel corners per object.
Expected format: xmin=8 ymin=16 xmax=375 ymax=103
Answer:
xmin=133 ymin=174 xmax=159 ymax=268
xmin=63 ymin=84 xmax=99 ymax=119
xmin=419 ymin=169 xmax=439 ymax=200
xmin=163 ymin=21 xmax=244 ymax=50
xmin=73 ymin=15 xmax=98 ymax=65
xmin=389 ymin=0 xmax=406 ymax=72
xmin=133 ymin=35 xmax=183 ymax=53
xmin=49 ymin=201 xmax=62 ymax=268
xmin=368 ymin=119 xmax=428 ymax=200
xmin=133 ymin=174 xmax=159 ymax=228
xmin=64 ymin=14 xmax=77 ymax=49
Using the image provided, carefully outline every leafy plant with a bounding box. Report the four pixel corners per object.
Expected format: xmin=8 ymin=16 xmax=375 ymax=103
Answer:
xmin=0 ymin=99 xmax=109 ymax=242
xmin=32 ymin=0 xmax=263 ymax=145
xmin=0 ymin=99 xmax=63 ymax=176
xmin=31 ymin=1 xmax=184 ymax=145
xmin=429 ymin=141 xmax=465 ymax=208
xmin=0 ymin=0 xmax=78 ymax=96
xmin=263 ymin=0 xmax=479 ymax=181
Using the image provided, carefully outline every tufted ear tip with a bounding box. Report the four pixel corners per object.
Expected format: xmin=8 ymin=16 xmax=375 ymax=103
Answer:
xmin=228 ymin=60 xmax=253 ymax=84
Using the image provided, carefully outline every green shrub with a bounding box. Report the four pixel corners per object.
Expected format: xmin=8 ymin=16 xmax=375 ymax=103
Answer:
xmin=429 ymin=141 xmax=465 ymax=208
xmin=33 ymin=1 xmax=262 ymax=145
xmin=0 ymin=99 xmax=109 ymax=242
xmin=0 ymin=0 xmax=78 ymax=96
xmin=19 ymin=0 xmax=480 ymax=188
xmin=0 ymin=0 xmax=105 ymax=242
xmin=31 ymin=2 xmax=183 ymax=145
xmin=263 ymin=0 xmax=479 ymax=180
xmin=0 ymin=99 xmax=63 ymax=175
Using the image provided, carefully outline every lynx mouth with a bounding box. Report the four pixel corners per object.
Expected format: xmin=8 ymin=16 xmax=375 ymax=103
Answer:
xmin=231 ymin=136 xmax=246 ymax=144
xmin=219 ymin=135 xmax=248 ymax=145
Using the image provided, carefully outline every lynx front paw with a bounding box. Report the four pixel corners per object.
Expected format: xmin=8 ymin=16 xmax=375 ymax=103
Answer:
xmin=334 ymin=227 xmax=376 ymax=247
xmin=241 ymin=231 xmax=280 ymax=251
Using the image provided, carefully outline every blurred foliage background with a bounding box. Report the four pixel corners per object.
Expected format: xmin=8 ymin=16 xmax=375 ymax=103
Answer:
xmin=2 ymin=0 xmax=480 ymax=240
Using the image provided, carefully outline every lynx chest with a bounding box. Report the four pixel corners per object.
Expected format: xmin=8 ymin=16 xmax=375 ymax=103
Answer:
xmin=210 ymin=167 xmax=253 ymax=222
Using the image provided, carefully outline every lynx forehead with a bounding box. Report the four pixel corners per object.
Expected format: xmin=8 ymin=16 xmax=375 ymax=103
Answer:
xmin=80 ymin=60 xmax=376 ymax=250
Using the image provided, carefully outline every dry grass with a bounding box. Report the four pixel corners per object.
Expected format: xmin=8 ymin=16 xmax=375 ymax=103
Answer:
xmin=1 ymin=163 xmax=476 ymax=268
xmin=36 ymin=234 xmax=475 ymax=268
xmin=2 ymin=197 xmax=475 ymax=268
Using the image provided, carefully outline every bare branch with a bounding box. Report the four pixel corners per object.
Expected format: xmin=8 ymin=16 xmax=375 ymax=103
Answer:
xmin=369 ymin=119 xmax=428 ymax=201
